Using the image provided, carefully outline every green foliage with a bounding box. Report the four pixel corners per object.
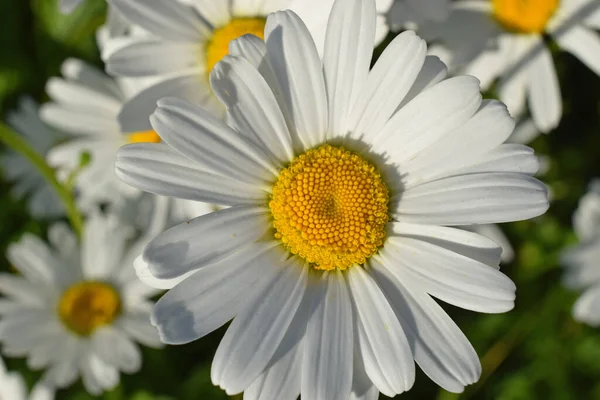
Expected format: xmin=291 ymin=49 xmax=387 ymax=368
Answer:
xmin=1 ymin=0 xmax=600 ymax=399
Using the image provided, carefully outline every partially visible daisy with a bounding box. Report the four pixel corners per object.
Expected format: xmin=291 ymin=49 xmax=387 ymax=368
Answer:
xmin=562 ymin=179 xmax=600 ymax=325
xmin=421 ymin=0 xmax=600 ymax=132
xmin=1 ymin=97 xmax=64 ymax=219
xmin=0 ymin=356 xmax=54 ymax=400
xmin=0 ymin=215 xmax=162 ymax=395
xmin=117 ymin=0 xmax=548 ymax=397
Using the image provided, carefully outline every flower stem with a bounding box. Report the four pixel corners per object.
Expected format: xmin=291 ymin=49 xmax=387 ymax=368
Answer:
xmin=0 ymin=122 xmax=84 ymax=238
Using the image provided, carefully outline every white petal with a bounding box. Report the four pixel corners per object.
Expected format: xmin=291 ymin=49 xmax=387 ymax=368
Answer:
xmin=465 ymin=224 xmax=515 ymax=264
xmin=349 ymin=353 xmax=379 ymax=400
xmin=394 ymin=173 xmax=549 ymax=225
xmin=0 ymin=274 xmax=46 ymax=306
xmin=456 ymin=144 xmax=541 ymax=176
xmin=373 ymin=76 xmax=482 ymax=163
xmin=142 ymin=205 xmax=270 ymax=280
xmin=81 ymin=352 xmax=119 ymax=394
xmin=398 ymin=55 xmax=448 ymax=109
xmin=572 ymin=285 xmax=600 ymax=326
xmin=45 ymin=77 xmax=121 ymax=116
xmin=369 ymin=258 xmax=481 ymax=393
xmin=527 ymin=45 xmax=562 ymax=132
xmin=82 ymin=212 xmax=127 ymax=280
xmin=92 ymin=327 xmax=142 ymax=373
xmin=302 ymin=271 xmax=353 ymax=400
xmin=60 ymin=58 xmax=122 ymax=98
xmin=40 ymin=103 xmax=120 ymax=137
xmin=110 ymin=0 xmax=209 ymax=41
xmin=151 ymin=97 xmax=278 ymax=183
xmin=323 ymin=0 xmax=376 ymax=136
xmin=117 ymin=310 xmax=162 ymax=348
xmin=265 ymin=10 xmax=328 ymax=150
xmin=6 ymin=234 xmax=60 ymax=287
xmin=118 ymin=73 xmax=222 ymax=133
xmin=151 ymin=242 xmax=284 ymax=344
xmin=210 ymin=55 xmax=294 ymax=165
xmin=106 ymin=39 xmax=199 ymax=77
xmin=380 ymin=235 xmax=516 ymax=313
xmin=555 ymin=25 xmax=600 ymax=76
xmin=401 ymin=100 xmax=516 ymax=188
xmin=115 ymin=143 xmax=265 ymax=205
xmin=347 ymin=267 xmax=415 ymax=396
xmin=212 ymin=261 xmax=308 ymax=394
xmin=349 ymin=31 xmax=427 ymax=141
xmin=189 ymin=0 xmax=231 ymax=27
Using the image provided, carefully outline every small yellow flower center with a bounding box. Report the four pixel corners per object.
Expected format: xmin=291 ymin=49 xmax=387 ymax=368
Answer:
xmin=205 ymin=18 xmax=266 ymax=76
xmin=269 ymin=144 xmax=390 ymax=271
xmin=492 ymin=0 xmax=560 ymax=34
xmin=58 ymin=281 xmax=121 ymax=336
xmin=127 ymin=130 xmax=161 ymax=144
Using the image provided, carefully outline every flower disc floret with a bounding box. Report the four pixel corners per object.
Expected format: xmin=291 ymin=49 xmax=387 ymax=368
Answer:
xmin=269 ymin=144 xmax=390 ymax=271
xmin=127 ymin=130 xmax=161 ymax=144
xmin=58 ymin=281 xmax=121 ymax=336
xmin=206 ymin=18 xmax=266 ymax=75
xmin=492 ymin=0 xmax=560 ymax=34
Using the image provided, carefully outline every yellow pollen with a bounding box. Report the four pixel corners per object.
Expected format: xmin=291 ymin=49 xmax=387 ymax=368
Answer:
xmin=127 ymin=130 xmax=161 ymax=144
xmin=492 ymin=0 xmax=560 ymax=34
xmin=58 ymin=281 xmax=121 ymax=336
xmin=205 ymin=18 xmax=266 ymax=76
xmin=269 ymin=144 xmax=390 ymax=271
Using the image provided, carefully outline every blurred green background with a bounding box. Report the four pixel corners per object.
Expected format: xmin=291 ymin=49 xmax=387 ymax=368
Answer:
xmin=1 ymin=0 xmax=600 ymax=399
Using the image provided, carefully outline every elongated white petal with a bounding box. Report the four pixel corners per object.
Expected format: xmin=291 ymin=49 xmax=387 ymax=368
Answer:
xmin=527 ymin=45 xmax=561 ymax=132
xmin=349 ymin=31 xmax=426 ymax=141
xmin=380 ymin=236 xmax=516 ymax=313
xmin=151 ymin=242 xmax=284 ymax=344
xmin=152 ymin=97 xmax=277 ymax=183
xmin=265 ymin=10 xmax=328 ymax=150
xmin=212 ymin=261 xmax=308 ymax=394
xmin=302 ymin=271 xmax=353 ymax=400
xmin=394 ymin=173 xmax=549 ymax=225
xmin=347 ymin=267 xmax=415 ymax=396
xmin=211 ymin=56 xmax=294 ymax=165
xmin=116 ymin=143 xmax=265 ymax=205
xmin=369 ymin=258 xmax=481 ymax=393
xmin=323 ymin=0 xmax=376 ymax=136
xmin=92 ymin=327 xmax=141 ymax=373
xmin=456 ymin=144 xmax=540 ymax=176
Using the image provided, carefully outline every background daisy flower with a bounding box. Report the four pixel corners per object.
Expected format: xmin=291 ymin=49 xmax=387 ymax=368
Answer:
xmin=421 ymin=0 xmax=600 ymax=132
xmin=562 ymin=179 xmax=600 ymax=326
xmin=1 ymin=97 xmax=64 ymax=219
xmin=0 ymin=356 xmax=54 ymax=400
xmin=116 ymin=0 xmax=549 ymax=397
xmin=0 ymin=215 xmax=162 ymax=395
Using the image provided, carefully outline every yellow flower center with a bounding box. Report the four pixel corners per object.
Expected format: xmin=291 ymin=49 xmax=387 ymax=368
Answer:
xmin=205 ymin=18 xmax=266 ymax=76
xmin=127 ymin=130 xmax=161 ymax=144
xmin=492 ymin=0 xmax=560 ymax=34
xmin=58 ymin=281 xmax=121 ymax=336
xmin=269 ymin=144 xmax=390 ymax=271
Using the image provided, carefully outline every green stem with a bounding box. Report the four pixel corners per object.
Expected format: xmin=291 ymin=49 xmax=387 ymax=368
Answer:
xmin=0 ymin=122 xmax=84 ymax=238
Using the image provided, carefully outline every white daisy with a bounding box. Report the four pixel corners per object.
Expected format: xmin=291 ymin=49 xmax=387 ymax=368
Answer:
xmin=0 ymin=356 xmax=54 ymax=400
xmin=562 ymin=179 xmax=600 ymax=326
xmin=421 ymin=0 xmax=600 ymax=132
xmin=1 ymin=97 xmax=64 ymax=219
xmin=0 ymin=215 xmax=162 ymax=395
xmin=116 ymin=0 xmax=549 ymax=397
xmin=104 ymin=0 xmax=312 ymax=133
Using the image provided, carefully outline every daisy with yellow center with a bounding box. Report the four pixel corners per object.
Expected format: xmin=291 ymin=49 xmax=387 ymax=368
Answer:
xmin=117 ymin=0 xmax=548 ymax=398
xmin=421 ymin=0 xmax=600 ymax=133
xmin=0 ymin=215 xmax=162 ymax=395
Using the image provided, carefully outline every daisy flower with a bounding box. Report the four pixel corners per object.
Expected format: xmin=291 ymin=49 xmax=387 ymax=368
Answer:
xmin=562 ymin=179 xmax=600 ymax=325
xmin=421 ymin=0 xmax=600 ymax=132
xmin=1 ymin=97 xmax=64 ymax=219
xmin=0 ymin=215 xmax=162 ymax=395
xmin=0 ymin=356 xmax=54 ymax=400
xmin=116 ymin=0 xmax=549 ymax=397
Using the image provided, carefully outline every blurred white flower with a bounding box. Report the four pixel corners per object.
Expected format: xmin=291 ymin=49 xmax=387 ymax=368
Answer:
xmin=0 ymin=356 xmax=54 ymax=400
xmin=422 ymin=0 xmax=600 ymax=132
xmin=1 ymin=97 xmax=64 ymax=219
xmin=388 ymin=0 xmax=451 ymax=30
xmin=116 ymin=0 xmax=548 ymax=397
xmin=562 ymin=179 xmax=600 ymax=325
xmin=0 ymin=215 xmax=162 ymax=395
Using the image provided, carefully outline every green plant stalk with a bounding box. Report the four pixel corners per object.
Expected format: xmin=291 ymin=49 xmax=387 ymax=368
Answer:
xmin=0 ymin=122 xmax=84 ymax=238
